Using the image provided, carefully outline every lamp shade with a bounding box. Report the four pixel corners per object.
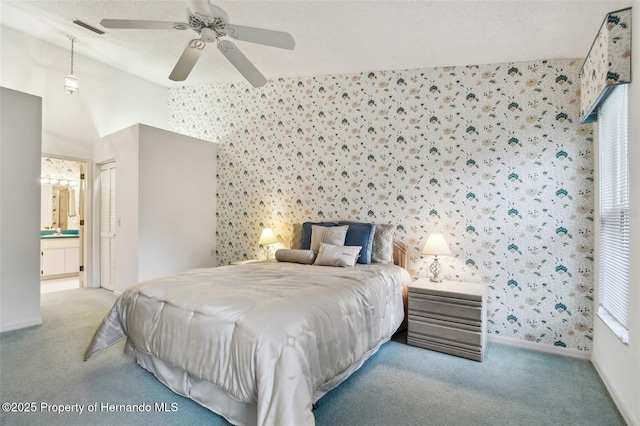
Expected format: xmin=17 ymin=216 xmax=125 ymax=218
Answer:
xmin=258 ymin=228 xmax=278 ymax=245
xmin=422 ymin=233 xmax=451 ymax=256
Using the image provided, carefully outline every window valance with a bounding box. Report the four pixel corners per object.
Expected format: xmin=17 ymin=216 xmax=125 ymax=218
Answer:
xmin=580 ymin=8 xmax=632 ymax=124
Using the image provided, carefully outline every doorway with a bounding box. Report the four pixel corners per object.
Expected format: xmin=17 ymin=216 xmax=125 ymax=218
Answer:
xmin=40 ymin=156 xmax=88 ymax=293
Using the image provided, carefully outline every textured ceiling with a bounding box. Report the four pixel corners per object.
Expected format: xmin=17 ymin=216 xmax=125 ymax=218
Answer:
xmin=0 ymin=1 xmax=632 ymax=88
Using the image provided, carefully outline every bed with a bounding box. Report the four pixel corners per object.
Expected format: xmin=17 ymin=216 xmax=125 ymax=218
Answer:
xmin=85 ymin=228 xmax=410 ymax=426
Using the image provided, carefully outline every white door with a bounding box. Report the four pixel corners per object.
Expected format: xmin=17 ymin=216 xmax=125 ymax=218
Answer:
xmin=100 ymin=162 xmax=116 ymax=291
xmin=78 ymin=163 xmax=86 ymax=288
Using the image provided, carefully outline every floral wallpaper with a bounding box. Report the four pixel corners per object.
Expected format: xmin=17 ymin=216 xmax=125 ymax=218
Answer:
xmin=168 ymin=58 xmax=595 ymax=352
xmin=41 ymin=157 xmax=81 ymax=181
xmin=580 ymin=7 xmax=632 ymax=123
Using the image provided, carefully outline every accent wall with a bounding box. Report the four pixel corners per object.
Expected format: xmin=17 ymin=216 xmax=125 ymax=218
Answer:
xmin=168 ymin=58 xmax=594 ymax=353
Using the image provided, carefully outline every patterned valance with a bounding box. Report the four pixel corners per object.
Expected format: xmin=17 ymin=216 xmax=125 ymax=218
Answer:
xmin=580 ymin=8 xmax=632 ymax=123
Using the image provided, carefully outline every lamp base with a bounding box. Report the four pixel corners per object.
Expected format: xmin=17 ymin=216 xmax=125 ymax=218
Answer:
xmin=429 ymin=256 xmax=443 ymax=283
xmin=263 ymin=244 xmax=279 ymax=260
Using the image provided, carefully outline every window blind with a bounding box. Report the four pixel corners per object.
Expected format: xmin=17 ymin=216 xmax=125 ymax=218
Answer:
xmin=597 ymin=84 xmax=629 ymax=342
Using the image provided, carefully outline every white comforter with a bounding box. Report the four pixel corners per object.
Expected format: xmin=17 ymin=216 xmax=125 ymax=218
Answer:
xmin=85 ymin=261 xmax=411 ymax=425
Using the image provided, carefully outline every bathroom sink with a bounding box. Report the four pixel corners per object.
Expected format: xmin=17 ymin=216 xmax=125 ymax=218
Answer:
xmin=41 ymin=234 xmax=79 ymax=239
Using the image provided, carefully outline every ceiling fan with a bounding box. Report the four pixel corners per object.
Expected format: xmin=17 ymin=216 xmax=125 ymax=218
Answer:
xmin=100 ymin=0 xmax=295 ymax=87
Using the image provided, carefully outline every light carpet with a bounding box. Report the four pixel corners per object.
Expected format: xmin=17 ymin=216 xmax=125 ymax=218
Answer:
xmin=0 ymin=288 xmax=625 ymax=426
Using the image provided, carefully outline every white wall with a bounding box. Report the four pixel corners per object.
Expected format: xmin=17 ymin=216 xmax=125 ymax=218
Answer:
xmin=138 ymin=125 xmax=217 ymax=282
xmin=93 ymin=125 xmax=140 ymax=292
xmin=0 ymin=87 xmax=42 ymax=332
xmin=94 ymin=124 xmax=217 ymax=293
xmin=591 ymin=6 xmax=640 ymax=426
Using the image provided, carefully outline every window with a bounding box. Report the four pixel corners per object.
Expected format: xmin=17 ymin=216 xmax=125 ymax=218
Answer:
xmin=597 ymin=84 xmax=629 ymax=344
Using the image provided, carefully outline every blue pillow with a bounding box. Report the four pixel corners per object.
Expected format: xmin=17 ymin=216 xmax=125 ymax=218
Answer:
xmin=300 ymin=222 xmax=338 ymax=249
xmin=339 ymin=222 xmax=376 ymax=265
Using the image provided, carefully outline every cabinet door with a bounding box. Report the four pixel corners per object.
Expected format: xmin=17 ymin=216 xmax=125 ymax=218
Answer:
xmin=65 ymin=247 xmax=80 ymax=274
xmin=42 ymin=248 xmax=66 ymax=276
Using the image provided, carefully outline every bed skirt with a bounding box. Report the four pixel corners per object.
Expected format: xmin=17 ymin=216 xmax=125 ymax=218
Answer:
xmin=132 ymin=333 xmax=394 ymax=426
xmin=136 ymin=348 xmax=257 ymax=425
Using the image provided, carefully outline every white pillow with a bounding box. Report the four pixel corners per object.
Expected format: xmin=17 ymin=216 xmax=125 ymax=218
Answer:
xmin=310 ymin=225 xmax=348 ymax=252
xmin=314 ymin=243 xmax=362 ymax=267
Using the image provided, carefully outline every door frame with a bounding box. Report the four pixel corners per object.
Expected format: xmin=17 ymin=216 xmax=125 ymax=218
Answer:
xmin=41 ymin=154 xmax=93 ymax=288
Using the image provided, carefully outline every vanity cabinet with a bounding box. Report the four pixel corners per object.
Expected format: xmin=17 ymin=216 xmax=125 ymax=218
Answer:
xmin=41 ymin=238 xmax=79 ymax=279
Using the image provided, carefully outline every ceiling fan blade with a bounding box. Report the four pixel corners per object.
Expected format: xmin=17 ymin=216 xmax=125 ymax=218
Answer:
xmin=224 ymin=24 xmax=295 ymax=50
xmin=217 ymin=40 xmax=267 ymax=88
xmin=186 ymin=0 xmax=213 ymax=17
xmin=169 ymin=39 xmax=206 ymax=81
xmin=100 ymin=19 xmax=188 ymax=30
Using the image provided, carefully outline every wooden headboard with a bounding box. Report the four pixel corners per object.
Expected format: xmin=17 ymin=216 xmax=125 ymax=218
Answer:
xmin=393 ymin=239 xmax=408 ymax=269
xmin=393 ymin=238 xmax=410 ymax=332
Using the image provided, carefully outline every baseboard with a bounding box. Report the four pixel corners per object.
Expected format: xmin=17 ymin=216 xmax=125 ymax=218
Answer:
xmin=487 ymin=334 xmax=591 ymax=360
xmin=0 ymin=316 xmax=42 ymax=333
xmin=591 ymin=357 xmax=638 ymax=426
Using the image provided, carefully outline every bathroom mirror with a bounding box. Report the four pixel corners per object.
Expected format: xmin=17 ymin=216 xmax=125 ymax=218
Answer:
xmin=41 ymin=184 xmax=79 ymax=230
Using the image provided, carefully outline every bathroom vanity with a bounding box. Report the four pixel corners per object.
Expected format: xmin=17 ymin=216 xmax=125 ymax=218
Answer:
xmin=40 ymin=232 xmax=79 ymax=279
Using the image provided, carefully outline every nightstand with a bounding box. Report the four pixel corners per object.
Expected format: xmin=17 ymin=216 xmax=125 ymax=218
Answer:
xmin=407 ymin=279 xmax=488 ymax=361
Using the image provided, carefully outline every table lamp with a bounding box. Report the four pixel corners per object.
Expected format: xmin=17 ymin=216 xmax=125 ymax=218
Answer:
xmin=258 ymin=228 xmax=279 ymax=260
xmin=422 ymin=233 xmax=451 ymax=282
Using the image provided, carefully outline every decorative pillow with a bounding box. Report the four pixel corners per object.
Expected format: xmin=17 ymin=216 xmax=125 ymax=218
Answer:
xmin=275 ymin=249 xmax=316 ymax=264
xmin=338 ymin=221 xmax=376 ymax=264
xmin=300 ymin=221 xmax=338 ymax=249
xmin=310 ymin=225 xmax=349 ymax=252
xmin=291 ymin=223 xmax=303 ymax=249
xmin=371 ymin=224 xmax=394 ymax=264
xmin=314 ymin=243 xmax=362 ymax=267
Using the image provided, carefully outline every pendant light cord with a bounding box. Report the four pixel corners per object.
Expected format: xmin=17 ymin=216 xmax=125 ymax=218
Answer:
xmin=70 ymin=37 xmax=75 ymax=75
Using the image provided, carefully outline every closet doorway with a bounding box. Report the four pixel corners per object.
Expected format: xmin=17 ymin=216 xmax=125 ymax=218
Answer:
xmin=99 ymin=161 xmax=116 ymax=291
xmin=40 ymin=156 xmax=88 ymax=293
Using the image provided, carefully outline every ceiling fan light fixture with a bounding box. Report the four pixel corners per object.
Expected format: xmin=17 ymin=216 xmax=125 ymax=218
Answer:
xmin=64 ymin=36 xmax=79 ymax=94
xmin=200 ymin=28 xmax=218 ymax=43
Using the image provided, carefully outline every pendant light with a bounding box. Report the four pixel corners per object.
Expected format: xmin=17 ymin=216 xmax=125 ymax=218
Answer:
xmin=64 ymin=36 xmax=79 ymax=94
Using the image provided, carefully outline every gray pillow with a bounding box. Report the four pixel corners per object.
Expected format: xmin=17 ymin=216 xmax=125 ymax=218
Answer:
xmin=371 ymin=224 xmax=394 ymax=263
xmin=291 ymin=223 xmax=303 ymax=249
xmin=275 ymin=249 xmax=316 ymax=264
xmin=313 ymin=243 xmax=361 ymax=267
xmin=310 ymin=225 xmax=349 ymax=252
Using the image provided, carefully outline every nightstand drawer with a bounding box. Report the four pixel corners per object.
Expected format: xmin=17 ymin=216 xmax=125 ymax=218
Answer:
xmin=409 ymin=293 xmax=482 ymax=322
xmin=407 ymin=279 xmax=488 ymax=361
xmin=407 ymin=335 xmax=484 ymax=361
xmin=408 ymin=316 xmax=482 ymax=347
